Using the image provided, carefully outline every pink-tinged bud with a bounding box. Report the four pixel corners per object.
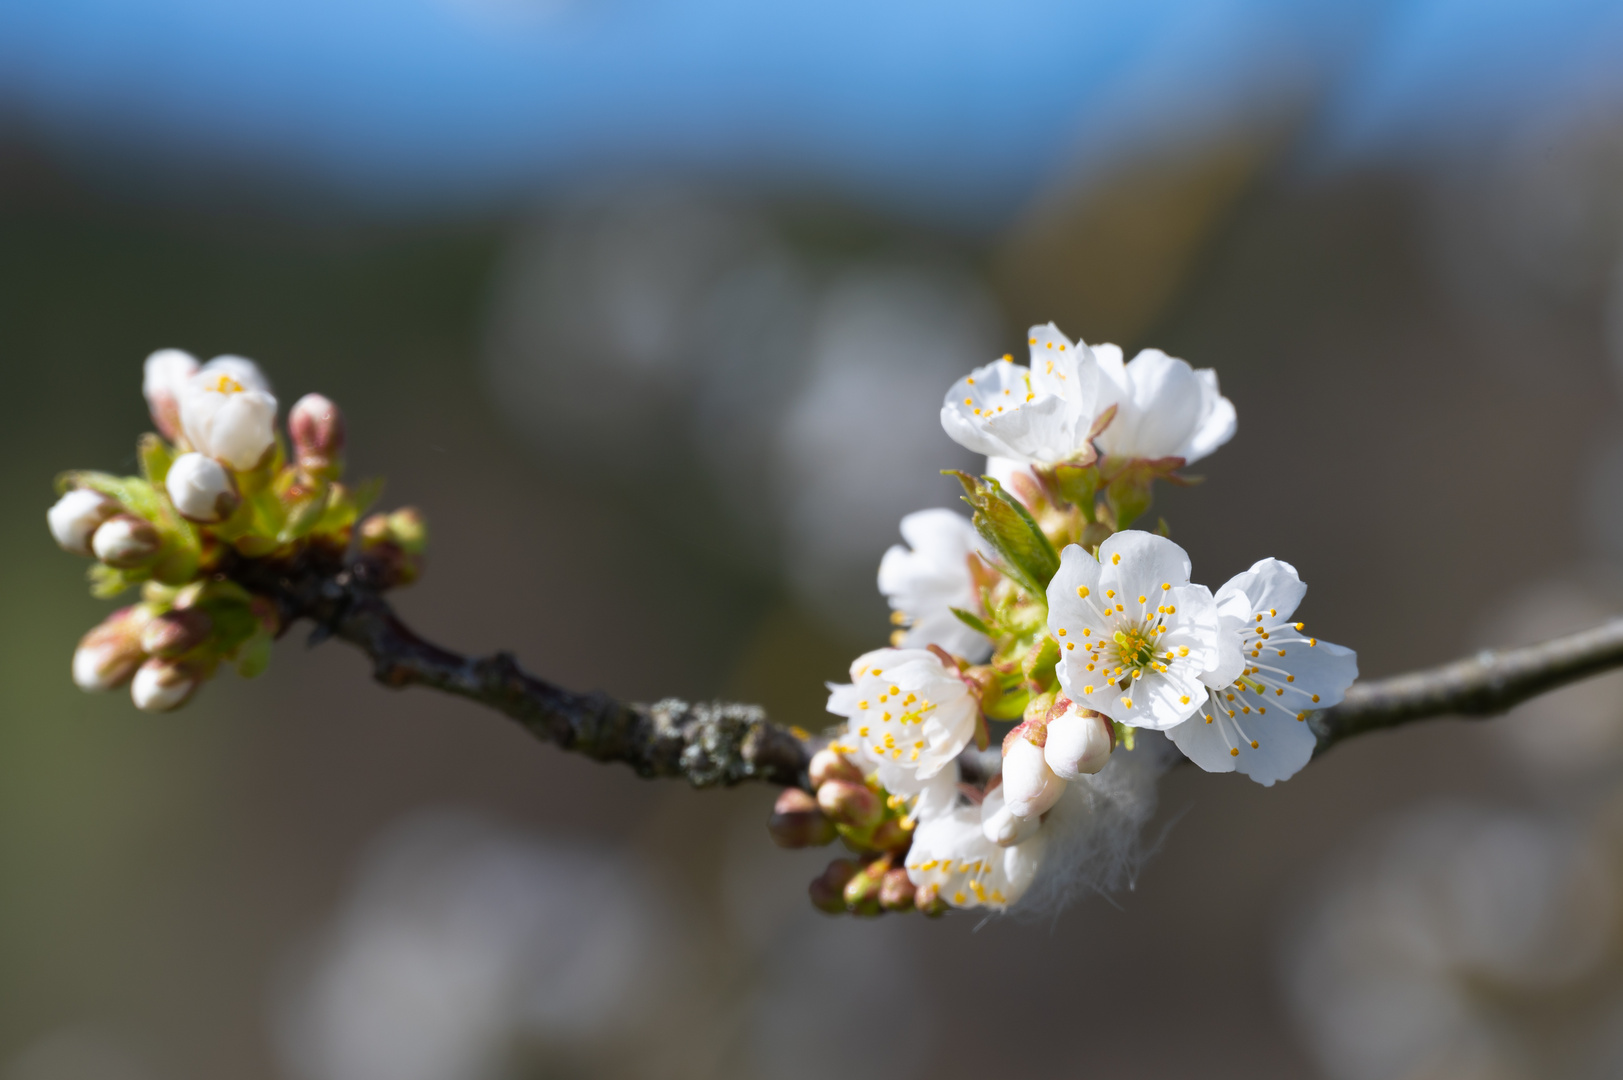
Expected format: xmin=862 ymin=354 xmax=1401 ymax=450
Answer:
xmin=1045 ymin=703 xmax=1114 ymax=780
xmin=289 ymin=393 xmax=345 ymax=470
xmin=768 ymin=788 xmax=837 ymax=849
xmin=139 ymin=608 xmax=214 ymax=659
xmin=1001 ymin=720 xmax=1065 ymax=819
xmin=72 ymin=607 xmax=152 ymax=691
xmin=808 ymin=747 xmax=864 ymax=788
xmin=165 ymin=453 xmax=239 ymax=523
xmin=913 ymin=881 xmax=947 ymax=917
xmin=48 ymin=489 xmax=122 ymax=556
xmin=357 ymin=508 xmax=427 ymax=589
xmin=130 ymin=658 xmax=200 ymax=713
xmin=878 ymin=867 xmax=916 ymax=911
xmin=817 ymin=780 xmax=883 ymax=829
xmin=143 ymin=348 xmax=199 ymax=442
xmin=809 ymin=859 xmax=860 ymax=914
xmin=869 ymin=817 xmax=914 ymax=852
xmin=90 ymin=513 xmax=162 ymax=569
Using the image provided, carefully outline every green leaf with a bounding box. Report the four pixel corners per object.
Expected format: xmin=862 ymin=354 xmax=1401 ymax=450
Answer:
xmin=950 ymin=607 xmax=991 ymax=636
xmin=945 ymin=470 xmax=1060 ymax=595
xmin=1050 ymin=461 xmax=1100 ymax=522
xmin=88 ymin=563 xmax=148 ymax=599
xmin=137 ymin=434 xmax=176 ymax=487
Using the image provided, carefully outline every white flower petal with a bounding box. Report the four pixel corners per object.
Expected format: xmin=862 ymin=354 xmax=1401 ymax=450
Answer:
xmin=1169 ymin=694 xmax=1317 ymax=786
xmin=878 ymin=509 xmax=989 ymax=659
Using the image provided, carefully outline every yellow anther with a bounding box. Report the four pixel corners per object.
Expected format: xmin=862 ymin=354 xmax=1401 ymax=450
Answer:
xmin=1161 ymin=583 xmax=1171 ymax=591
xmin=1078 ymin=586 xmax=1090 ymax=598
xmin=1066 ymin=642 xmax=1075 ymax=651
xmin=1057 ymin=628 xmax=1067 ymax=637
xmin=1106 ymin=589 xmax=1115 ymax=598
xmin=889 ymin=685 xmax=900 ymax=696
xmin=1229 ymin=747 xmax=1239 ymax=757
xmin=1083 ymin=628 xmax=1091 ymax=637
xmin=1138 ymin=595 xmax=1147 ymax=604
xmin=1309 ymin=638 xmax=1318 ymax=646
xmin=1179 ymin=695 xmax=1190 ymax=705
xmin=1269 ymin=609 xmax=1277 ymax=617
xmin=1111 ymin=553 xmax=1121 ymax=565
xmin=1083 ymin=685 xmax=1093 ymax=694
xmin=1286 ymin=675 xmax=1295 ymax=683
xmin=1250 ymin=739 xmax=1259 ymax=749
xmin=1294 ymin=622 xmax=1304 ymax=631
xmin=1311 ymin=694 xmax=1320 ymax=703
xmin=963 ymin=397 xmax=973 ymax=405
xmin=1177 ymin=646 xmax=1189 ymax=657
xmin=1297 ymin=712 xmax=1307 ymax=721
xmin=1121 ymin=698 xmax=1133 ymax=708
xmin=1278 ymin=649 xmax=1287 ymax=657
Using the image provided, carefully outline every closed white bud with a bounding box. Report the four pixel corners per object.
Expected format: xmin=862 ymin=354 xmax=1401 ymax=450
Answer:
xmin=1044 ymin=703 xmax=1114 ymax=780
xmin=142 ymin=348 xmax=200 ymax=442
xmin=90 ymin=513 xmax=162 ymax=568
xmin=72 ymin=606 xmax=152 ymax=692
xmin=980 ymin=781 xmax=1042 ymax=848
xmin=131 ymin=658 xmax=200 ymax=713
xmin=166 ymin=453 xmax=239 ymax=523
xmin=1001 ymin=722 xmax=1065 ymax=820
xmin=47 ymin=488 xmax=122 ymax=556
xmin=179 ymin=357 xmax=278 ymax=470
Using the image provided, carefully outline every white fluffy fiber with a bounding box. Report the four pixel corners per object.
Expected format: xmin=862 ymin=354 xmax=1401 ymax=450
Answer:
xmin=1011 ymin=733 xmax=1181 ymax=916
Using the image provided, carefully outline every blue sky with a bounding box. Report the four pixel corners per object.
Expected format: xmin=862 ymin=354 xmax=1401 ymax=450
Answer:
xmin=1 ymin=0 xmax=1618 ymax=221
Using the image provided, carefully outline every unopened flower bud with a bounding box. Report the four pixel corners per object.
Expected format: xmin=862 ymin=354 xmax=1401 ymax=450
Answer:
xmin=869 ymin=816 xmax=914 ymax=852
xmin=358 ymin=508 xmax=427 ymax=588
xmin=289 ymin=393 xmax=345 ymax=470
xmin=768 ymin=787 xmax=837 ymax=849
xmin=809 ymin=859 xmax=860 ymax=914
xmin=843 ymin=856 xmax=890 ymax=916
xmin=130 ymin=658 xmax=200 ymax=713
xmin=808 ymin=747 xmax=864 ymax=788
xmin=143 ymin=348 xmax=200 ymax=442
xmin=72 ymin=606 xmax=152 ymax=691
xmin=1045 ymin=701 xmax=1114 ymax=780
xmin=913 ymin=881 xmax=947 ymax=917
xmin=1002 ymin=720 xmax=1065 ymax=819
xmin=139 ymin=608 xmax=214 ymax=659
xmin=90 ymin=513 xmax=162 ymax=568
xmin=166 ymin=453 xmax=239 ymax=523
xmin=817 ymin=779 xmax=883 ymax=829
xmin=980 ymin=779 xmax=1041 ymax=847
xmin=879 ymin=867 xmax=916 ymax=911
xmin=48 ymin=489 xmax=122 ymax=556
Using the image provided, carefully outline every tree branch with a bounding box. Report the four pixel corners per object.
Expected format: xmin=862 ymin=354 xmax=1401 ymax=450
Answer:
xmin=226 ymin=545 xmax=810 ymax=789
xmin=227 ymin=547 xmax=1623 ymax=786
xmin=1310 ymin=617 xmax=1623 ymax=756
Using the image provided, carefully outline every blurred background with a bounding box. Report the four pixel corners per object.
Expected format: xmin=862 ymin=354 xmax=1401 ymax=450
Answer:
xmin=5 ymin=1 xmax=1623 ymax=1077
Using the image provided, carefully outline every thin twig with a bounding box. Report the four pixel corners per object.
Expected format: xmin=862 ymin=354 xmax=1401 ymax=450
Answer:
xmin=226 ymin=545 xmax=810 ymax=790
xmin=1310 ymin=617 xmax=1623 ymax=755
xmin=226 ymin=548 xmax=1623 ymax=786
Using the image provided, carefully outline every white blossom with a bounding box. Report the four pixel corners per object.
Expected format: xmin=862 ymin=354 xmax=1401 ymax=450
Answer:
xmin=938 ymin=323 xmax=1107 ymax=467
xmin=1091 ymin=344 xmax=1235 ymax=465
xmin=1000 ymin=724 xmax=1064 ymax=820
xmin=47 ymin=488 xmax=121 ymax=556
xmin=1046 ymin=531 xmax=1219 ymax=730
xmin=1044 ymin=701 xmax=1114 ymax=780
xmin=1168 ymin=558 xmax=1357 ymax=786
xmin=877 ymin=509 xmax=990 ymax=659
xmin=166 ymin=452 xmax=240 ymax=523
xmin=142 ymin=348 xmax=200 ymax=443
xmin=905 ymin=802 xmax=1044 ymax=911
xmin=131 ymin=658 xmax=199 ymax=712
xmin=179 ymin=356 xmax=278 ymax=470
xmin=825 ymin=648 xmax=978 ymax=793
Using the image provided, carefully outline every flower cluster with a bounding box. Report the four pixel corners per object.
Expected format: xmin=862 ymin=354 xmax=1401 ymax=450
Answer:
xmin=772 ymin=324 xmax=1356 ymax=916
xmin=47 ymin=350 xmax=425 ymax=711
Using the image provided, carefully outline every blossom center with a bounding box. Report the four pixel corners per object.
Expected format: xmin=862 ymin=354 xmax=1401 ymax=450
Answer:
xmin=211 ymin=375 xmax=245 ymax=395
